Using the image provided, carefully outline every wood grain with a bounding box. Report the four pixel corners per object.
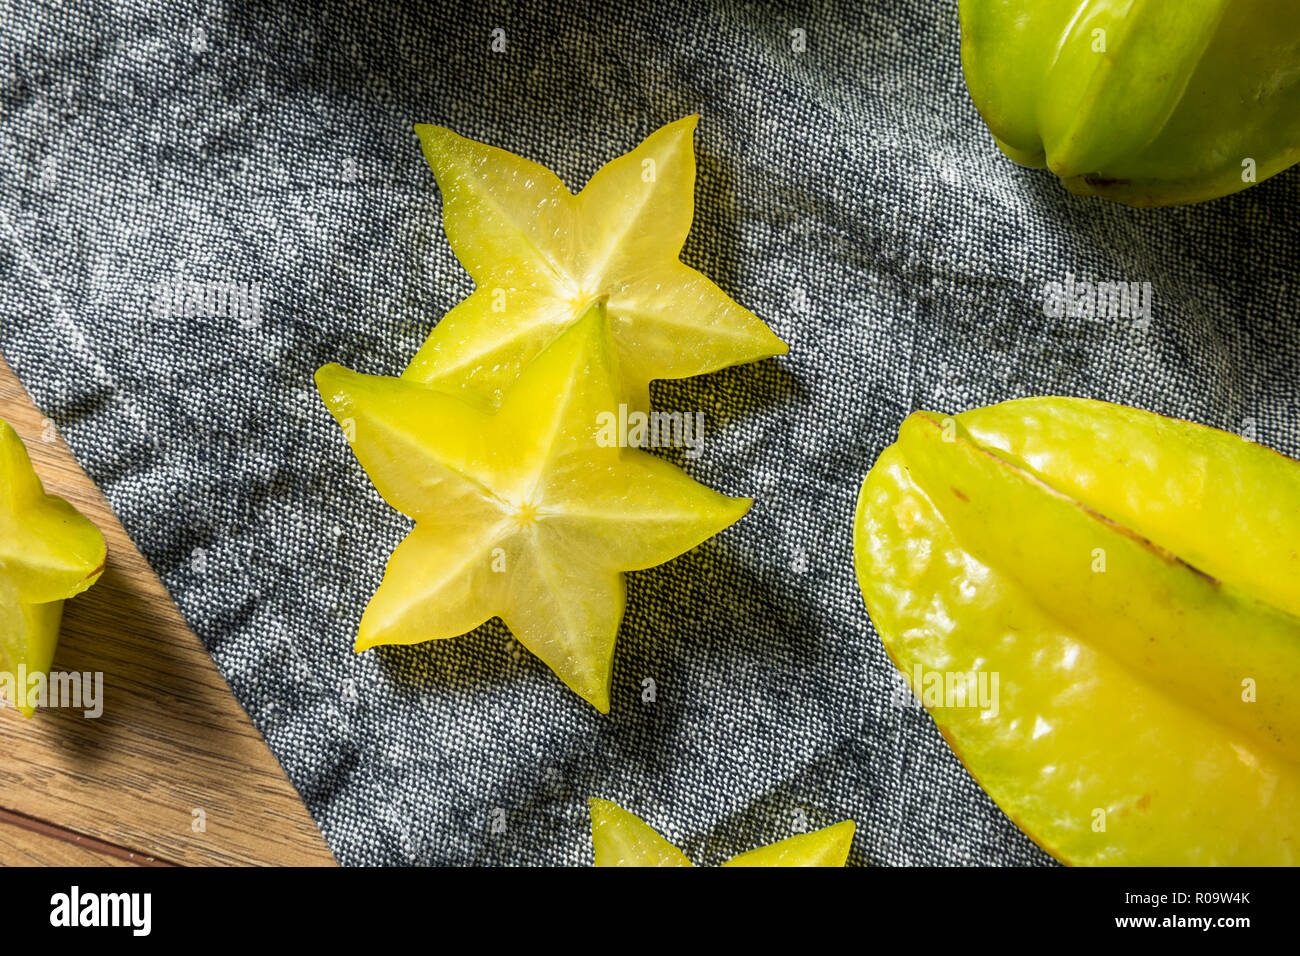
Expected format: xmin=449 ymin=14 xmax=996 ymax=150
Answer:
xmin=0 ymin=807 xmax=166 ymax=866
xmin=0 ymin=356 xmax=335 ymax=866
xmin=0 ymin=821 xmax=134 ymax=866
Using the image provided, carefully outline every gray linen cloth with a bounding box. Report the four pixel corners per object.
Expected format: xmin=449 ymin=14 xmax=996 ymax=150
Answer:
xmin=2 ymin=0 xmax=1296 ymax=865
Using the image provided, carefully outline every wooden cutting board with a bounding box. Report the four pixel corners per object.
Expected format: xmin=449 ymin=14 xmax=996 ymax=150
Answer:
xmin=0 ymin=356 xmax=335 ymax=866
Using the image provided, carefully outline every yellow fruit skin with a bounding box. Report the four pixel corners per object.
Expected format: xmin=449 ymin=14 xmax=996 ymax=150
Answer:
xmin=853 ymin=398 xmax=1300 ymax=865
xmin=956 ymin=397 xmax=1300 ymax=619
xmin=0 ymin=419 xmax=104 ymax=718
xmin=902 ymin=410 xmax=1300 ymax=763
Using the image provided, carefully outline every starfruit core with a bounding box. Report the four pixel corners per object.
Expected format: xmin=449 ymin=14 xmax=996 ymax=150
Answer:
xmin=404 ymin=115 xmax=786 ymax=410
xmin=316 ymin=301 xmax=750 ymax=713
xmin=0 ymin=419 xmax=105 ymax=717
xmin=588 ymin=798 xmax=856 ymax=867
xmin=960 ymin=0 xmax=1300 ymax=206
xmin=853 ymin=397 xmax=1300 ymax=865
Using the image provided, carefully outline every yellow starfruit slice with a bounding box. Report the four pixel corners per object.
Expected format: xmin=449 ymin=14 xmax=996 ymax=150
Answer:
xmin=588 ymin=798 xmax=855 ymax=867
xmin=316 ymin=301 xmax=750 ymax=712
xmin=589 ymin=798 xmax=694 ymax=867
xmin=404 ymin=116 xmax=786 ymax=409
xmin=720 ymin=820 xmax=856 ymax=867
xmin=0 ymin=419 xmax=106 ymax=717
xmin=960 ymin=0 xmax=1300 ymax=205
xmin=853 ymin=397 xmax=1300 ymax=865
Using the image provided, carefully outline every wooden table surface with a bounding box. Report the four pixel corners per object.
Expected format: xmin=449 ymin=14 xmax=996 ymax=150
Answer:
xmin=0 ymin=357 xmax=335 ymax=866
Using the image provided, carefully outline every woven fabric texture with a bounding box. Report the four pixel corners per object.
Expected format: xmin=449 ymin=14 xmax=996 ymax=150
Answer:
xmin=3 ymin=0 xmax=1297 ymax=865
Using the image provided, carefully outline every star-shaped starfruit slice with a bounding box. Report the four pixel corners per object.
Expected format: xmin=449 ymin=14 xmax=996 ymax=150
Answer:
xmin=588 ymin=798 xmax=856 ymax=867
xmin=404 ymin=115 xmax=786 ymax=410
xmin=316 ymin=300 xmax=750 ymax=712
xmin=0 ymin=419 xmax=106 ymax=717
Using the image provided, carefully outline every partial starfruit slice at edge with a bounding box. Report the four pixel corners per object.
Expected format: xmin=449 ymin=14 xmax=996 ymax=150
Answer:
xmin=0 ymin=419 xmax=106 ymax=717
xmin=404 ymin=115 xmax=786 ymax=410
xmin=853 ymin=397 xmax=1300 ymax=864
xmin=960 ymin=0 xmax=1300 ymax=205
xmin=589 ymin=799 xmax=694 ymax=867
xmin=317 ymin=301 xmax=750 ymax=712
xmin=588 ymin=798 xmax=855 ymax=867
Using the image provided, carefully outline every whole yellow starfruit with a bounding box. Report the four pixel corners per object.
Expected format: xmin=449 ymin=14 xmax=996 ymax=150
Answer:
xmin=853 ymin=397 xmax=1300 ymax=865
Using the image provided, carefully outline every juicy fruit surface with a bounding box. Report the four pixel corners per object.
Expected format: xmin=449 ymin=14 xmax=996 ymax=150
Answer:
xmin=0 ymin=420 xmax=105 ymax=717
xmin=589 ymin=798 xmax=854 ymax=867
xmin=960 ymin=0 xmax=1300 ymax=205
xmin=853 ymin=398 xmax=1300 ymax=864
xmin=404 ymin=116 xmax=786 ymax=408
xmin=317 ymin=303 xmax=750 ymax=712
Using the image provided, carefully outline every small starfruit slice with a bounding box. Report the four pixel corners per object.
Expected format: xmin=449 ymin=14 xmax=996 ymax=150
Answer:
xmin=960 ymin=0 xmax=1300 ymax=205
xmin=720 ymin=821 xmax=857 ymax=867
xmin=404 ymin=116 xmax=786 ymax=409
xmin=588 ymin=799 xmax=694 ymax=867
xmin=588 ymin=798 xmax=855 ymax=867
xmin=853 ymin=397 xmax=1300 ymax=865
xmin=0 ymin=419 xmax=106 ymax=717
xmin=317 ymin=301 xmax=750 ymax=712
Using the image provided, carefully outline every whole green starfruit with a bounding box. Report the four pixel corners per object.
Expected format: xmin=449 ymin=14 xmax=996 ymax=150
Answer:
xmin=960 ymin=0 xmax=1300 ymax=205
xmin=853 ymin=397 xmax=1300 ymax=865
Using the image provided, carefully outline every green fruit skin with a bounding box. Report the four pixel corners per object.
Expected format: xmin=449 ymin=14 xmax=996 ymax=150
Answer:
xmin=960 ymin=0 xmax=1300 ymax=206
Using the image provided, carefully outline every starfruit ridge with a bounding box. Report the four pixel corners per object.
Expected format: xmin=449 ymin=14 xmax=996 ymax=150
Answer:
xmin=854 ymin=397 xmax=1300 ymax=864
